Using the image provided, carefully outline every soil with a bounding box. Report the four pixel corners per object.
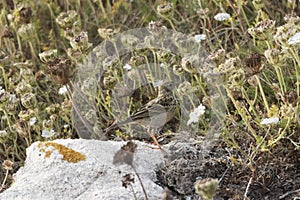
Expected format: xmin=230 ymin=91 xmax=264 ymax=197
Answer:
xmin=155 ymin=138 xmax=300 ymax=200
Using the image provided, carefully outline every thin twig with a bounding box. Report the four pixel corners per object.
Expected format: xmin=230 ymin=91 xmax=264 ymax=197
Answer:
xmin=129 ymin=184 xmax=138 ymax=200
xmin=279 ymin=189 xmax=300 ymax=199
xmin=243 ymin=177 xmax=253 ymax=200
xmin=219 ymin=167 xmax=229 ymax=183
xmin=0 ymin=170 xmax=9 ymax=192
xmin=131 ymin=165 xmax=149 ymax=200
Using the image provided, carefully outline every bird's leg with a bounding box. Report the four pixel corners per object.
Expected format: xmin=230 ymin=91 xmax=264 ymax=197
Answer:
xmin=147 ymin=128 xmax=162 ymax=149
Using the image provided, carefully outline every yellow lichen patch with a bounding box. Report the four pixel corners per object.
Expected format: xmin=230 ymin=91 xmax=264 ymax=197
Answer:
xmin=38 ymin=142 xmax=86 ymax=163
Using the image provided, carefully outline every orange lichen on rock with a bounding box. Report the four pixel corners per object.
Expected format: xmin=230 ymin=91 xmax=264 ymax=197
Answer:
xmin=38 ymin=142 xmax=86 ymax=163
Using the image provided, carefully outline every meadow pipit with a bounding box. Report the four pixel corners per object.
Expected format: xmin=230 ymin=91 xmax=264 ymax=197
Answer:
xmin=105 ymin=82 xmax=178 ymax=148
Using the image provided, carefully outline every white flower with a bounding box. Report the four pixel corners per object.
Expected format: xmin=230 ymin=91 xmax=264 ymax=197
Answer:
xmin=194 ymin=34 xmax=206 ymax=42
xmin=29 ymin=117 xmax=37 ymax=126
xmin=9 ymin=94 xmax=17 ymax=103
xmin=0 ymin=130 xmax=7 ymax=136
xmin=260 ymin=117 xmax=279 ymax=125
xmin=0 ymin=87 xmax=5 ymax=94
xmin=160 ymin=63 xmax=165 ymax=68
xmin=214 ymin=13 xmax=231 ymax=21
xmin=58 ymin=85 xmax=67 ymax=95
xmin=288 ymin=32 xmax=300 ymax=45
xmin=187 ymin=104 xmax=206 ymax=125
xmin=153 ymin=80 xmax=164 ymax=88
xmin=41 ymin=129 xmax=55 ymax=138
xmin=7 ymin=14 xmax=13 ymax=21
xmin=123 ymin=63 xmax=132 ymax=70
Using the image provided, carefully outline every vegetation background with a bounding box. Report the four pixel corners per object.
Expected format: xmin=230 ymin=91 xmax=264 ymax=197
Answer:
xmin=0 ymin=0 xmax=299 ymax=199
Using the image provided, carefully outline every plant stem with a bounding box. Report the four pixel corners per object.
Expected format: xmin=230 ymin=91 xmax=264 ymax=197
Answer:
xmin=254 ymin=75 xmax=269 ymax=114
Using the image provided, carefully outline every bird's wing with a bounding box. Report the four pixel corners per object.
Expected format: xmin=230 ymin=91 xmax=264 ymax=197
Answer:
xmin=130 ymin=102 xmax=166 ymax=121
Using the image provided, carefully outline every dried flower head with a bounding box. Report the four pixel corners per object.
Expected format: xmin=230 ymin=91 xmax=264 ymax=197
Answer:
xmin=0 ymin=130 xmax=8 ymax=137
xmin=242 ymin=53 xmax=265 ymax=77
xmin=39 ymin=49 xmax=58 ymax=63
xmin=0 ymin=50 xmax=8 ymax=63
xmin=13 ymin=60 xmax=34 ymax=70
xmin=17 ymin=23 xmax=35 ymax=41
xmin=45 ymin=57 xmax=72 ymax=85
xmin=12 ymin=3 xmax=32 ymax=24
xmin=197 ymin=8 xmax=210 ymax=19
xmin=120 ymin=34 xmax=139 ymax=47
xmin=283 ymin=90 xmax=298 ymax=106
xmin=21 ymin=93 xmax=37 ymax=109
xmin=228 ymin=85 xmax=243 ymax=99
xmin=284 ymin=14 xmax=300 ymax=23
xmin=15 ymin=80 xmax=33 ymax=94
xmin=56 ymin=10 xmax=78 ymax=29
xmin=223 ymin=56 xmax=242 ymax=69
xmin=103 ymin=75 xmax=118 ymax=89
xmin=247 ymin=75 xmax=258 ymax=87
xmin=268 ymin=104 xmax=279 ymax=118
xmin=218 ymin=57 xmax=242 ymax=82
xmin=173 ymin=64 xmax=184 ymax=76
xmin=70 ymin=31 xmax=92 ymax=52
xmin=2 ymin=160 xmax=13 ymax=171
xmin=113 ymin=141 xmax=137 ymax=166
xmin=156 ymin=50 xmax=173 ymax=61
xmin=61 ymin=98 xmax=72 ymax=111
xmin=45 ymin=103 xmax=60 ymax=115
xmin=280 ymin=104 xmax=295 ymax=119
xmin=157 ymin=3 xmax=173 ymax=16
xmin=5 ymin=94 xmax=19 ymax=114
xmin=195 ymin=178 xmax=219 ymax=200
xmin=264 ymin=48 xmax=281 ymax=65
xmin=14 ymin=120 xmax=29 ymax=138
xmin=126 ymin=68 xmax=142 ymax=81
xmin=18 ymin=109 xmax=35 ymax=121
xmin=84 ymin=109 xmax=97 ymax=124
xmin=229 ymin=68 xmax=245 ymax=85
xmin=274 ymin=22 xmax=300 ymax=46
xmin=181 ymin=55 xmax=198 ymax=74
xmin=0 ymin=88 xmax=10 ymax=104
xmin=217 ymin=57 xmax=245 ymax=86
xmin=2 ymin=26 xmax=13 ymax=38
xmin=42 ymin=119 xmax=53 ymax=130
xmin=80 ymin=77 xmax=97 ymax=95
xmin=20 ymin=68 xmax=34 ymax=81
xmin=177 ymin=81 xmax=193 ymax=95
xmin=202 ymin=96 xmax=211 ymax=107
xmin=128 ymin=55 xmax=145 ymax=67
xmin=207 ymin=49 xmax=226 ymax=65
xmin=248 ymin=20 xmax=276 ymax=40
xmin=121 ymin=173 xmax=135 ymax=189
xmin=97 ymin=28 xmax=119 ymax=39
xmin=252 ymin=0 xmax=265 ymax=10
xmin=147 ymin=21 xmax=166 ymax=33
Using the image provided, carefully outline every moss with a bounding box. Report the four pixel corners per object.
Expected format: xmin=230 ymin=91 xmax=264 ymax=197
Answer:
xmin=38 ymin=142 xmax=86 ymax=163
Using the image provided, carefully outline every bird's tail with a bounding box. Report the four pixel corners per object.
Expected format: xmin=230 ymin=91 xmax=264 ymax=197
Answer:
xmin=104 ymin=117 xmax=133 ymax=134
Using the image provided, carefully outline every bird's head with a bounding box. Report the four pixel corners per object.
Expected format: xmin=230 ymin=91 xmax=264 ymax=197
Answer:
xmin=154 ymin=80 xmax=177 ymax=97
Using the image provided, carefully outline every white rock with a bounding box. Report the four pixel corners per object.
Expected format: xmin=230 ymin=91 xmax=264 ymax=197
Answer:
xmin=0 ymin=139 xmax=164 ymax=200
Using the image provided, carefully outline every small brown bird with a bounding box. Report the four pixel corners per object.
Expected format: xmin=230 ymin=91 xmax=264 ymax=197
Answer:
xmin=105 ymin=82 xmax=178 ymax=148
